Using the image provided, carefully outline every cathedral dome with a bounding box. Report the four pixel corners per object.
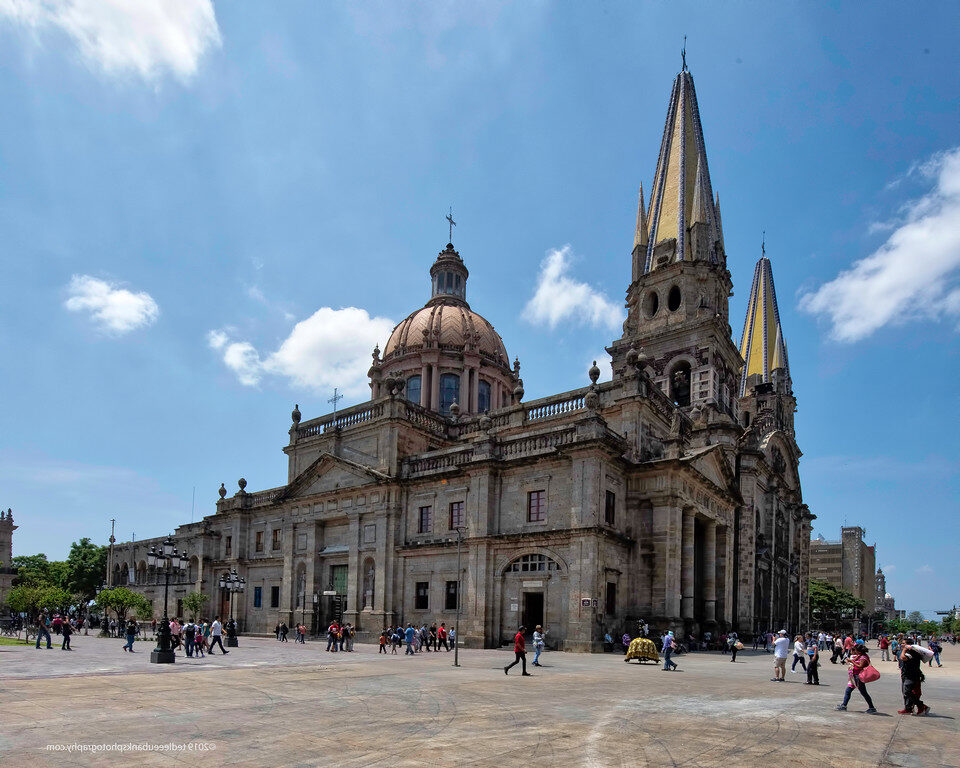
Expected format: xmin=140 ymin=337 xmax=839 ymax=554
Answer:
xmin=384 ymin=302 xmax=509 ymax=365
xmin=370 ymin=240 xmax=516 ymax=415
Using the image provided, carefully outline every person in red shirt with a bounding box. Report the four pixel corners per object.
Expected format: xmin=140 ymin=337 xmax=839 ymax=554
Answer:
xmin=879 ymin=635 xmax=891 ymax=662
xmin=504 ymin=625 xmax=531 ymax=676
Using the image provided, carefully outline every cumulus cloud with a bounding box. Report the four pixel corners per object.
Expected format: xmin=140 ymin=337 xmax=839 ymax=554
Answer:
xmin=523 ymin=246 xmax=625 ymax=330
xmin=209 ymin=307 xmax=395 ymax=397
xmin=800 ymin=147 xmax=960 ymax=341
xmin=0 ymin=0 xmax=221 ymax=82
xmin=64 ymin=275 xmax=159 ymax=333
xmin=915 ymin=564 xmax=933 ymax=575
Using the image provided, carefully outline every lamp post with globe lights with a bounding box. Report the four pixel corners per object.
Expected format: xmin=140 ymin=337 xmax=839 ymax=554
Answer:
xmin=147 ymin=536 xmax=187 ymax=664
xmin=219 ymin=568 xmax=245 ymax=647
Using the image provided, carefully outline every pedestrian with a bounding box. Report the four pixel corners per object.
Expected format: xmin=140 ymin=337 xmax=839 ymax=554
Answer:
xmin=728 ymin=632 xmax=740 ymax=662
xmin=339 ymin=624 xmax=347 ymax=652
xmin=183 ymin=619 xmax=196 ymax=657
xmin=836 ymin=640 xmax=878 ymax=713
xmin=279 ymin=622 xmax=289 ymax=642
xmin=195 ymin=623 xmax=207 ymax=657
xmin=122 ymin=619 xmax=137 ymax=652
xmin=504 ymin=625 xmax=530 ymax=676
xmin=35 ymin=612 xmax=53 ymax=650
xmin=404 ymin=623 xmax=416 ymax=655
xmin=379 ymin=629 xmax=388 ymax=654
xmin=622 ymin=631 xmax=631 ymax=655
xmin=151 ymin=618 xmax=157 ymax=638
xmin=771 ymin=629 xmax=790 ymax=682
xmin=346 ymin=623 xmax=355 ymax=652
xmin=532 ymin=625 xmax=546 ymax=666
xmin=326 ymin=621 xmax=339 ymax=652
xmin=898 ymin=638 xmax=931 ymax=715
xmin=791 ymin=634 xmax=807 ymax=673
xmin=805 ymin=635 xmax=820 ymax=685
xmin=208 ymin=616 xmax=229 ymax=654
xmin=61 ymin=619 xmax=73 ymax=650
xmin=662 ymin=631 xmax=678 ymax=671
xmin=879 ymin=634 xmax=890 ymax=662
xmin=449 ymin=626 xmax=457 ymax=650
xmin=928 ymin=638 xmax=942 ymax=667
xmin=438 ymin=623 xmax=449 ymax=651
xmin=391 ymin=626 xmax=401 ymax=654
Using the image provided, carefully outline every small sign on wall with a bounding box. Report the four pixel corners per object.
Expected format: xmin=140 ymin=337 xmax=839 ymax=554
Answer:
xmin=522 ymin=581 xmax=543 ymax=588
xmin=580 ymin=598 xmax=592 ymax=607
xmin=510 ymin=603 xmax=519 ymax=612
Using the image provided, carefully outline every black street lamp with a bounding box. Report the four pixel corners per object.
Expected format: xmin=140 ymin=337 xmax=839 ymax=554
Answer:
xmin=219 ymin=568 xmax=245 ymax=647
xmin=147 ymin=536 xmax=187 ymax=664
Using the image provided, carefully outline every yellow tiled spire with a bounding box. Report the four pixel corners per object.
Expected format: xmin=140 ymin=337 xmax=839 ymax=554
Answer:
xmin=641 ymin=67 xmax=721 ymax=273
xmin=738 ymin=252 xmax=791 ymax=395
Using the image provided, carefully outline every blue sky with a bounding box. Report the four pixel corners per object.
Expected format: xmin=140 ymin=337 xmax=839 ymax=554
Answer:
xmin=1 ymin=2 xmax=958 ymax=616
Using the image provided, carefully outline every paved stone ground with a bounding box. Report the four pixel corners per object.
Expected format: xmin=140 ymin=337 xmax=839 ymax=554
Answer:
xmin=1 ymin=636 xmax=957 ymax=767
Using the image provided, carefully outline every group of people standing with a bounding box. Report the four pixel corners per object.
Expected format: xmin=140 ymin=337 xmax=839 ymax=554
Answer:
xmin=379 ymin=622 xmax=455 ymax=655
xmin=274 ymin=622 xmax=308 ymax=643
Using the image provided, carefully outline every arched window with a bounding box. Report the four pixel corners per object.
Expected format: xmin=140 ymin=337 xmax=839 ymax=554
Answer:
xmin=406 ymin=375 xmax=421 ymax=405
xmin=506 ymin=553 xmax=561 ymax=573
xmin=439 ymin=373 xmax=460 ymax=415
xmin=362 ymin=558 xmax=375 ymax=609
xmin=669 ymin=361 xmax=691 ymax=407
xmin=478 ymin=379 xmax=491 ymax=413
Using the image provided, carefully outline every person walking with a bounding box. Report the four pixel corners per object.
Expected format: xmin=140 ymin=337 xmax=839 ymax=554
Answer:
xmin=438 ymin=623 xmax=449 ymax=651
xmin=836 ymin=641 xmax=878 ymax=713
xmin=622 ymin=631 xmax=631 ymax=655
xmin=791 ymin=634 xmax=807 ymax=674
xmin=805 ymin=635 xmax=820 ymax=685
xmin=504 ymin=626 xmax=530 ymax=676
xmin=391 ymin=626 xmax=401 ymax=654
xmin=122 ymin=619 xmax=137 ymax=652
xmin=326 ymin=621 xmax=339 ymax=652
xmin=771 ymin=629 xmax=790 ymax=682
xmin=879 ymin=634 xmax=891 ymax=662
xmin=898 ymin=638 xmax=931 ymax=715
xmin=404 ymin=623 xmax=416 ymax=655
xmin=928 ymin=638 xmax=942 ymax=667
xmin=662 ymin=631 xmax=679 ymax=671
xmin=449 ymin=626 xmax=457 ymax=650
xmin=35 ymin=612 xmax=52 ymax=650
xmin=379 ymin=629 xmax=388 ymax=654
xmin=532 ymin=625 xmax=546 ymax=666
xmin=208 ymin=617 xmax=229 ymax=654
xmin=346 ymin=624 xmax=355 ymax=652
xmin=728 ymin=632 xmax=739 ymax=662
xmin=61 ymin=619 xmax=73 ymax=650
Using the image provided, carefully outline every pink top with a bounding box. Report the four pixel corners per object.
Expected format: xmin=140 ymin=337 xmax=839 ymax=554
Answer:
xmin=847 ymin=653 xmax=869 ymax=685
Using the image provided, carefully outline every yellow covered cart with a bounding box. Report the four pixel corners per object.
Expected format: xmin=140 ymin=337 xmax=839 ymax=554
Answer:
xmin=624 ymin=637 xmax=659 ymax=664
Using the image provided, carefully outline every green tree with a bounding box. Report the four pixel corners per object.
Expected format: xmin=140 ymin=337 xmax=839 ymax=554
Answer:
xmin=181 ymin=591 xmax=209 ymax=621
xmin=6 ymin=583 xmax=74 ymax=621
xmin=906 ymin=611 xmax=925 ymax=626
xmin=94 ymin=587 xmax=153 ymax=625
xmin=64 ymin=538 xmax=108 ymax=601
xmin=809 ymin=579 xmax=865 ymax=628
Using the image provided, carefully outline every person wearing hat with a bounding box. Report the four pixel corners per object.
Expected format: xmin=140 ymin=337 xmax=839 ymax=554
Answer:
xmin=771 ymin=630 xmax=790 ymax=681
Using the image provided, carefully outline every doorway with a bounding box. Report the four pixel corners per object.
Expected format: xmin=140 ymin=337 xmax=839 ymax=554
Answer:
xmin=521 ymin=592 xmax=544 ymax=636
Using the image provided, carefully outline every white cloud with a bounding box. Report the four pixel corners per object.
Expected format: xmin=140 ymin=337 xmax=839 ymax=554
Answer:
xmin=64 ymin=274 xmax=159 ymax=333
xmin=915 ymin=564 xmax=933 ymax=575
xmin=882 ymin=564 xmax=896 ymax=574
xmin=0 ymin=0 xmax=221 ymax=82
xmin=209 ymin=307 xmax=395 ymax=397
xmin=800 ymin=147 xmax=960 ymax=341
xmin=523 ymin=245 xmax=625 ymax=330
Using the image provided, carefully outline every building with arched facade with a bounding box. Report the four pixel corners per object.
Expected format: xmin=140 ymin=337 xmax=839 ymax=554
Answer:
xmin=110 ymin=64 xmax=813 ymax=649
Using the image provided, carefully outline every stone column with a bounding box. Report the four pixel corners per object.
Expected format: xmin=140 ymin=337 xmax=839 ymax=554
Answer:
xmin=703 ymin=519 xmax=717 ymax=624
xmin=470 ymin=368 xmax=480 ymax=412
xmin=680 ymin=509 xmax=695 ymax=620
xmin=420 ymin=364 xmax=429 ymax=408
xmin=343 ymin=514 xmax=360 ymax=628
xmin=430 ymin=365 xmax=441 ymax=411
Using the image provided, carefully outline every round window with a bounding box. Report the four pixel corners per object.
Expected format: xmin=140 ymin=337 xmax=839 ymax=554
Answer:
xmin=667 ymin=285 xmax=682 ymax=312
xmin=642 ymin=291 xmax=660 ymax=318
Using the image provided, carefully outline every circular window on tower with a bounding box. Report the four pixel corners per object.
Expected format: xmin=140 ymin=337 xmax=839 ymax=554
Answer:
xmin=667 ymin=285 xmax=682 ymax=312
xmin=642 ymin=291 xmax=660 ymax=318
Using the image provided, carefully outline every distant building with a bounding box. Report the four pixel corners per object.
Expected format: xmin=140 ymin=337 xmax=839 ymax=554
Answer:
xmin=0 ymin=509 xmax=17 ymax=606
xmin=809 ymin=526 xmax=876 ymax=606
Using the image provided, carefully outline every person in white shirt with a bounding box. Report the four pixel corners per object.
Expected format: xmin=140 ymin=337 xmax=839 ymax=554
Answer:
xmin=791 ymin=634 xmax=807 ymax=673
xmin=532 ymin=625 xmax=547 ymax=666
xmin=771 ymin=629 xmax=790 ymax=681
xmin=208 ymin=617 xmax=229 ymax=654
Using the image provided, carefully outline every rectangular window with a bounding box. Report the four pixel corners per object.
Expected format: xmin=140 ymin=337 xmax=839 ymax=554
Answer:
xmin=225 ymin=535 xmax=232 ymax=557
xmin=253 ymin=586 xmax=262 ymax=608
xmin=418 ymin=506 xmax=432 ymax=534
xmin=605 ymin=582 xmax=617 ymax=617
xmin=605 ymin=490 xmax=616 ymax=525
xmin=270 ymin=585 xmax=280 ymax=608
xmin=527 ymin=490 xmax=546 ymax=523
xmin=449 ymin=501 xmax=464 ymax=530
xmin=255 ymin=531 xmax=264 ymax=552
xmin=415 ymin=581 xmax=429 ymax=610
xmin=272 ymin=528 xmax=281 ymax=550
xmin=445 ymin=580 xmax=459 ymax=611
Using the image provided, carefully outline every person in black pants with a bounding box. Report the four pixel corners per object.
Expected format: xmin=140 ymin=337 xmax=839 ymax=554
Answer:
xmin=61 ymin=621 xmax=73 ymax=650
xmin=504 ymin=626 xmax=531 ymax=676
xmin=208 ymin=617 xmax=229 ymax=654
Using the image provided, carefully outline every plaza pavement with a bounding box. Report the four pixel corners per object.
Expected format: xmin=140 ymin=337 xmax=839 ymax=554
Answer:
xmin=1 ymin=635 xmax=957 ymax=767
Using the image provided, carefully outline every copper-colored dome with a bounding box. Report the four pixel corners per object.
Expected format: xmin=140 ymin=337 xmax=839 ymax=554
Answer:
xmin=384 ymin=300 xmax=509 ymax=365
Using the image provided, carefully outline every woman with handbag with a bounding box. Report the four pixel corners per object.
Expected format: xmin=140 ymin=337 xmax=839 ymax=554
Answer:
xmin=836 ymin=640 xmax=879 ymax=713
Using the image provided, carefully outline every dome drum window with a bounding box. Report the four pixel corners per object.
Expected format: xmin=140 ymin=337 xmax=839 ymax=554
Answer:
xmin=642 ymin=291 xmax=660 ymax=319
xmin=667 ymin=285 xmax=682 ymax=312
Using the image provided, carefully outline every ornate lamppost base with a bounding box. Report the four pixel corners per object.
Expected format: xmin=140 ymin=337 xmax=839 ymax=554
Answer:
xmin=150 ymin=649 xmax=176 ymax=664
xmin=227 ymin=636 xmax=239 ymax=647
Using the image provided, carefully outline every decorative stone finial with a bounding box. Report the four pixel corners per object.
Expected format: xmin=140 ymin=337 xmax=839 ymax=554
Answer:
xmin=513 ymin=357 xmax=521 ymax=376
xmin=478 ymin=413 xmax=493 ymax=432
xmin=371 ymin=345 xmax=380 ymax=364
xmin=513 ymin=380 xmax=524 ymax=402
xmin=449 ymin=401 xmax=460 ymax=418
xmin=635 ymin=346 xmax=649 ymax=367
xmin=585 ymin=389 xmax=600 ymax=410
xmin=238 ymin=478 xmax=247 ymax=492
xmin=291 ymin=404 xmax=301 ymax=424
xmin=588 ymin=360 xmax=601 ymax=385
xmin=625 ymin=347 xmax=639 ymax=367
xmin=218 ymin=483 xmax=227 ymax=499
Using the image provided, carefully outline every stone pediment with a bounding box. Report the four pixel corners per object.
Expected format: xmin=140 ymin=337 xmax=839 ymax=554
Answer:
xmin=681 ymin=445 xmax=736 ymax=496
xmin=277 ymin=453 xmax=391 ymax=502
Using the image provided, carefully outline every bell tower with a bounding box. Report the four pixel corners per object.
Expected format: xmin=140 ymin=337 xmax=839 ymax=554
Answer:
xmin=609 ymin=65 xmax=742 ymax=425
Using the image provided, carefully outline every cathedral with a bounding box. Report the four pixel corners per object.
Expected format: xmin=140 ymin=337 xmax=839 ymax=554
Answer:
xmin=110 ymin=64 xmax=814 ymax=650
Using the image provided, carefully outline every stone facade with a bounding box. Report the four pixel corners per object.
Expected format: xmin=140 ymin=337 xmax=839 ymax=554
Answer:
xmin=0 ymin=509 xmax=17 ymax=607
xmin=809 ymin=526 xmax=877 ymax=606
xmin=111 ymin=65 xmax=814 ymax=649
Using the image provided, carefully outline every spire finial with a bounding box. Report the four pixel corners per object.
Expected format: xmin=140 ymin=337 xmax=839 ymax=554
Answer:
xmin=446 ymin=206 xmax=456 ymax=245
xmin=681 ymin=35 xmax=687 ymax=71
xmin=762 ymin=230 xmax=766 ymax=258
